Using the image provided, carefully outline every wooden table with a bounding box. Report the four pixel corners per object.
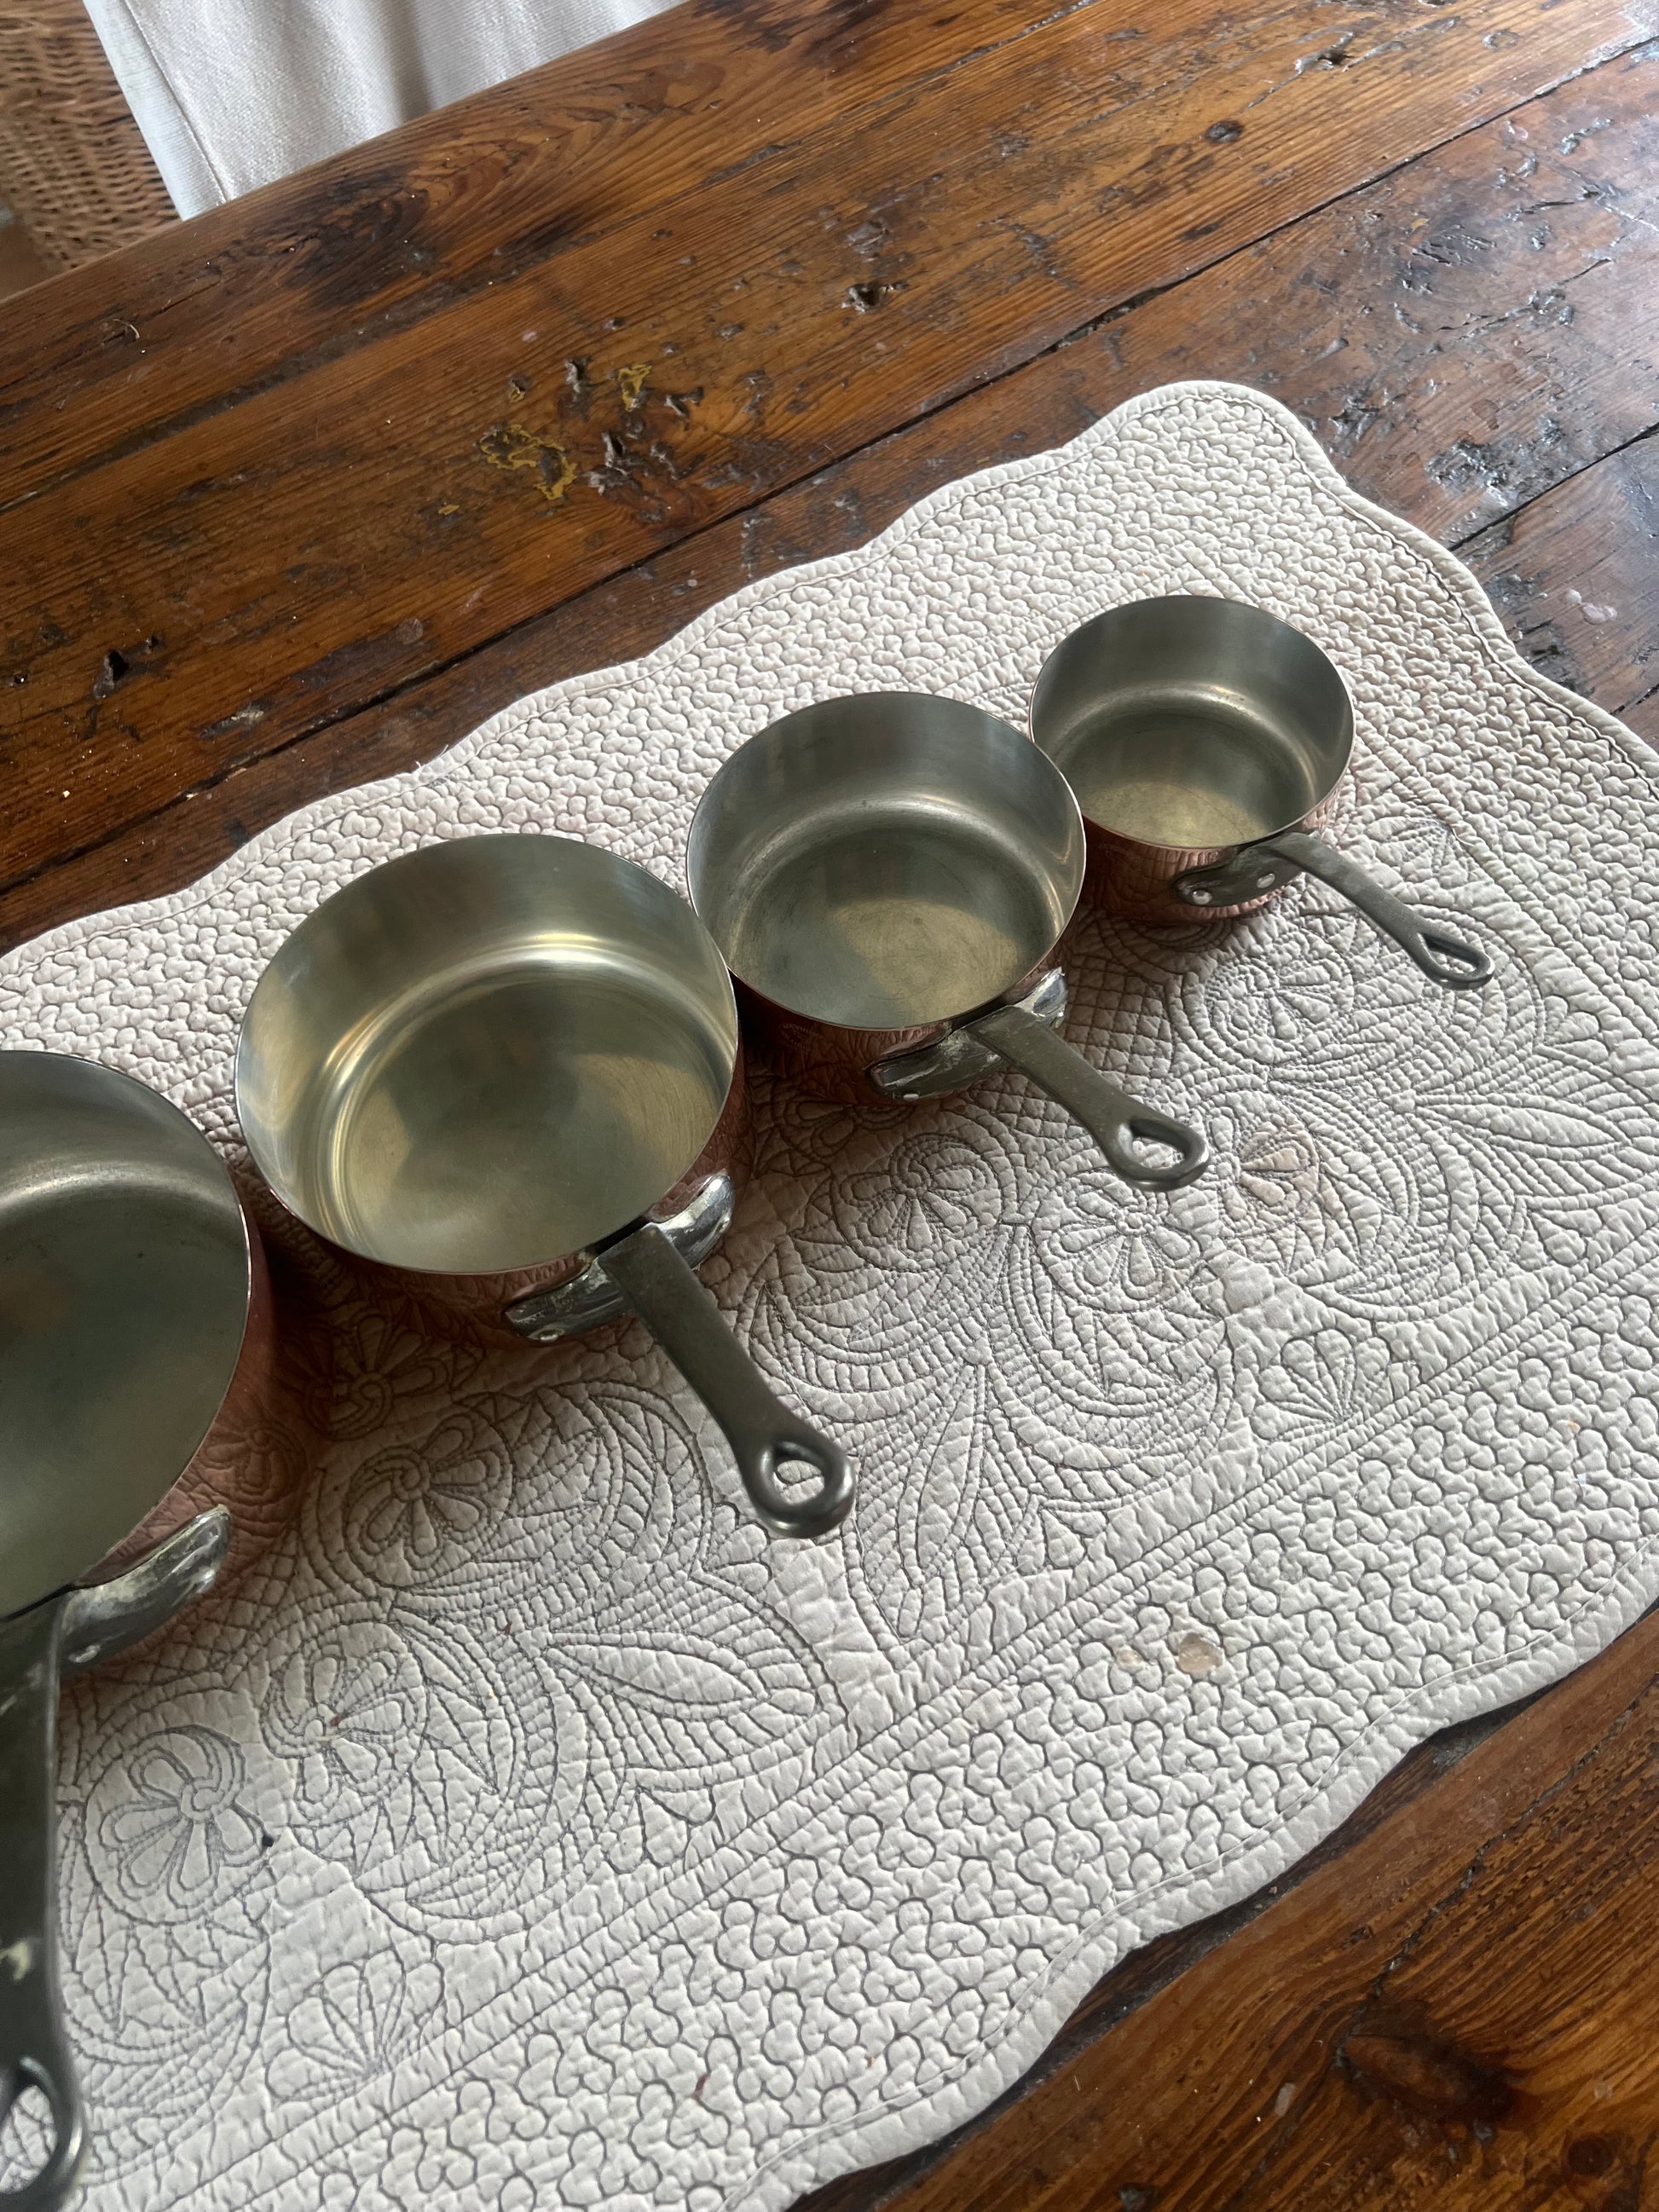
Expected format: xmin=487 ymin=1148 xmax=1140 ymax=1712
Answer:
xmin=4 ymin=1 xmax=1657 ymax=2202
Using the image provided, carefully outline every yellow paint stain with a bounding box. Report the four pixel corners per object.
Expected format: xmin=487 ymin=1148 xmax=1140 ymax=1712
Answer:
xmin=616 ymin=361 xmax=652 ymax=412
xmin=477 ymin=420 xmax=579 ymax=505
xmin=436 ymin=501 xmax=460 ymax=516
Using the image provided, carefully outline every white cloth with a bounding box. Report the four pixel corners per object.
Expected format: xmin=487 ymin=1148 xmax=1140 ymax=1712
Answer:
xmin=83 ymin=0 xmax=680 ymax=216
xmin=3 ymin=382 xmax=1658 ymax=2209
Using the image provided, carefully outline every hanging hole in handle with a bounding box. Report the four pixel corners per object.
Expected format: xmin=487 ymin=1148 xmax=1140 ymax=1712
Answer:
xmin=1109 ymin=1112 xmax=1211 ymax=1193
xmin=1124 ymin=1123 xmax=1188 ymax=1181
xmin=1419 ymin=927 xmax=1494 ymax=990
xmin=0 ymin=2075 xmax=54 ymax=2179
xmin=0 ymin=2061 xmax=82 ymax=2209
xmin=744 ymin=1437 xmax=855 ymax=1541
xmin=769 ymin=1449 xmax=828 ymax=1498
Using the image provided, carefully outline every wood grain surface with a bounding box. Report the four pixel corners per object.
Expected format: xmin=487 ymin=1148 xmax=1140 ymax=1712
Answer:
xmin=3 ymin=0 xmax=1657 ymax=2203
xmin=3 ymin=0 xmax=1654 ymax=908
xmin=0 ymin=0 xmax=1075 ymax=493
xmin=3 ymin=34 xmax=1653 ymax=952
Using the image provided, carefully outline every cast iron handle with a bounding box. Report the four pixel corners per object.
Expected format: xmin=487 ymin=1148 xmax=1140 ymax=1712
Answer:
xmin=867 ymin=970 xmax=1067 ymax=1105
xmin=1263 ymin=830 xmax=1490 ymax=989
xmin=0 ymin=1511 xmax=234 ymax=2209
xmin=595 ymin=1222 xmax=854 ymax=1539
xmin=0 ymin=1598 xmax=85 ymax=2212
xmin=1176 ymin=829 xmax=1492 ymax=991
xmin=963 ymin=1002 xmax=1210 ymax=1190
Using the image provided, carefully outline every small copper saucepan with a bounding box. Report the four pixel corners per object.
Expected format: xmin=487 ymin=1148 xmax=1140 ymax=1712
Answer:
xmin=1029 ymin=596 xmax=1492 ymax=990
xmin=234 ymin=835 xmax=853 ymax=1541
xmin=685 ymin=693 xmax=1208 ymax=1189
xmin=0 ymin=1052 xmax=277 ymax=2210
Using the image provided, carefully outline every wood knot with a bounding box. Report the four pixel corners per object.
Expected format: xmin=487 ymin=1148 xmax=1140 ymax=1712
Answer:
xmin=93 ymin=648 xmax=130 ymax=699
xmin=1564 ymin=2136 xmax=1616 ymax=2179
xmin=1340 ymin=2029 xmax=1514 ymax=2128
xmin=91 ymin=634 xmax=163 ymax=700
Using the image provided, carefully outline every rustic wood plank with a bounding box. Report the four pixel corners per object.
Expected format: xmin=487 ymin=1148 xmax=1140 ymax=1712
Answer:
xmin=1461 ymin=430 xmax=1659 ymax=738
xmin=5 ymin=45 xmax=1652 ymax=953
xmin=0 ymin=0 xmax=1078 ymax=498
xmin=1088 ymin=43 xmax=1659 ymax=546
xmin=801 ymin=1608 xmax=1659 ymax=2210
xmin=3 ymin=0 xmax=1650 ymax=897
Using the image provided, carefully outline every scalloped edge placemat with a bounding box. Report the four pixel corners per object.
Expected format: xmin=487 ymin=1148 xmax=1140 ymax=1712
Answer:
xmin=2 ymin=381 xmax=1656 ymax=2211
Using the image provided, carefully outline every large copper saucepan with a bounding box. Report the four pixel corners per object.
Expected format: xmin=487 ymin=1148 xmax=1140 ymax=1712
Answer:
xmin=234 ymin=835 xmax=853 ymax=1541
xmin=0 ymin=1053 xmax=275 ymax=2210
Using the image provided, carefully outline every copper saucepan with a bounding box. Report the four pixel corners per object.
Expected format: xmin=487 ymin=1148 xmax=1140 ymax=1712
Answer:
xmin=685 ymin=693 xmax=1209 ymax=1189
xmin=0 ymin=1053 xmax=278 ymax=2210
xmin=234 ymin=834 xmax=853 ymax=1541
xmin=1029 ymin=596 xmax=1493 ymax=990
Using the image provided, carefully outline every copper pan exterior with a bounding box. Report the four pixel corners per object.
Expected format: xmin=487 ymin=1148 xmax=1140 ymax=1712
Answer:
xmin=686 ymin=694 xmax=1209 ymax=1186
xmin=234 ymin=838 xmax=851 ymax=1541
xmin=1072 ymin=786 xmax=1344 ymax=924
xmin=0 ymin=1053 xmax=324 ymax=2209
xmin=93 ymin=1212 xmax=324 ymax=1588
xmin=0 ymin=1054 xmax=319 ymax=1610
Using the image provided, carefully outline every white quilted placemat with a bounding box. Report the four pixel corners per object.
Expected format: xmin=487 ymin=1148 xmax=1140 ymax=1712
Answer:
xmin=4 ymin=380 xmax=1657 ymax=2210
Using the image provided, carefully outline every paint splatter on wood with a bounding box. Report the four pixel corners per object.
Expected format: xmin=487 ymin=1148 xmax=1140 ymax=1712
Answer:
xmin=616 ymin=361 xmax=652 ymax=412
xmin=477 ymin=420 xmax=578 ymax=504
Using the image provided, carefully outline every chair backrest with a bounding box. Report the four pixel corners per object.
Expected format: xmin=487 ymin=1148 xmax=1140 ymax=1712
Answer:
xmin=0 ymin=0 xmax=175 ymax=273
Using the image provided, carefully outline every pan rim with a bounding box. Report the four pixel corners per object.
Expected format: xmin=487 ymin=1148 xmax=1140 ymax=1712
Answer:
xmin=234 ymin=833 xmax=742 ymax=1276
xmin=0 ymin=1049 xmax=253 ymax=1616
xmin=1029 ymin=593 xmax=1358 ymax=852
xmin=687 ymin=691 xmax=1087 ymax=1031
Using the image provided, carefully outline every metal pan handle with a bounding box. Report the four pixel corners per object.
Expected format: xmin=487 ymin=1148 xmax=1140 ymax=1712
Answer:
xmin=0 ymin=1512 xmax=234 ymax=2210
xmin=594 ymin=1223 xmax=855 ymax=1540
xmin=1176 ymin=829 xmax=1492 ymax=991
xmin=503 ymin=1175 xmax=736 ymax=1345
xmin=962 ymin=1003 xmax=1209 ymax=1189
xmin=1259 ymin=829 xmax=1491 ymax=989
xmin=0 ymin=1599 xmax=85 ymax=2212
